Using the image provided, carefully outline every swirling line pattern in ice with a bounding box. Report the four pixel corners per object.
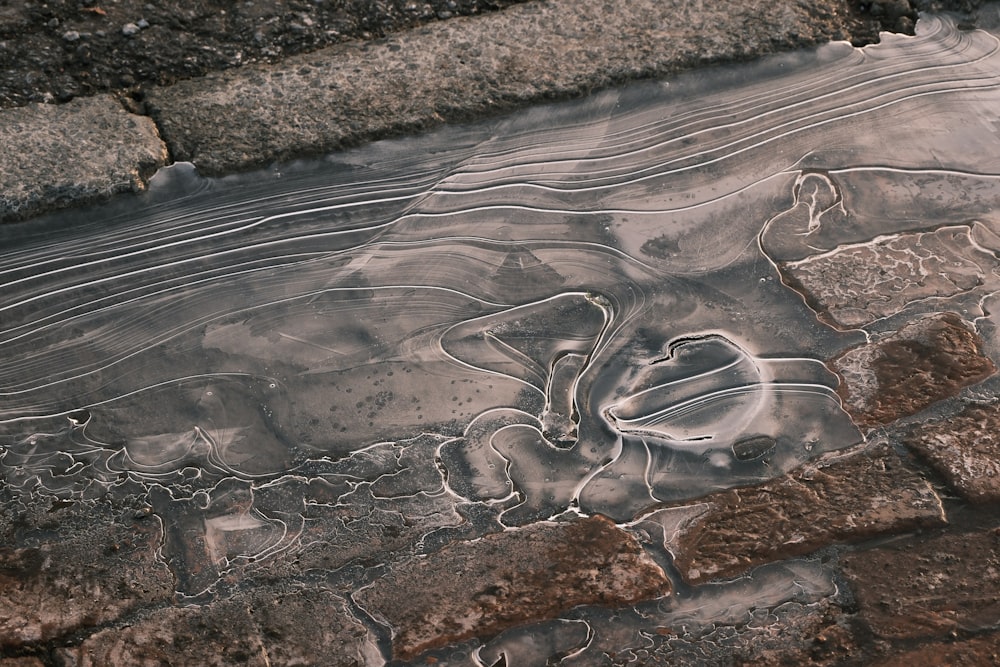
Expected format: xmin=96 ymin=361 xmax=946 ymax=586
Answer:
xmin=2 ymin=12 xmax=1000 ymax=664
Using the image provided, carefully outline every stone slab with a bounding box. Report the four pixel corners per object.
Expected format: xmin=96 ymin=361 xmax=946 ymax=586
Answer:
xmin=66 ymin=588 xmax=374 ymax=667
xmin=354 ymin=515 xmax=670 ymax=661
xmin=0 ymin=95 xmax=167 ymax=223
xmin=780 ymin=226 xmax=1000 ymax=329
xmin=833 ymin=313 xmax=995 ymax=429
xmin=145 ymin=0 xmax=877 ymax=176
xmin=908 ymin=402 xmax=1000 ymax=503
xmin=878 ymin=631 xmax=1000 ymax=667
xmin=661 ymin=445 xmax=945 ymax=585
xmin=841 ymin=527 xmax=1000 ymax=641
xmin=0 ymin=511 xmax=172 ymax=646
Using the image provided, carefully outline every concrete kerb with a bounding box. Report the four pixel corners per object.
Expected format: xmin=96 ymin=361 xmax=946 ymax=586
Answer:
xmin=1 ymin=0 xmax=870 ymax=224
xmin=0 ymin=95 xmax=167 ymax=223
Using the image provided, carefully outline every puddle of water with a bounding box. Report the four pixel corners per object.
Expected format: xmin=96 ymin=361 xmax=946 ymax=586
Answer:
xmin=3 ymin=9 xmax=1000 ymax=664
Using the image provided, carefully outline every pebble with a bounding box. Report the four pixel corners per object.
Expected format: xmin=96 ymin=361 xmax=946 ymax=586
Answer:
xmin=137 ymin=18 xmax=150 ymax=29
xmin=122 ymin=23 xmax=141 ymax=37
xmin=62 ymin=30 xmax=81 ymax=42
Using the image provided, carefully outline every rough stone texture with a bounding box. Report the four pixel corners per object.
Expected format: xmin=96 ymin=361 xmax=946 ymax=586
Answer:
xmin=666 ymin=445 xmax=946 ymax=585
xmin=908 ymin=402 xmax=1000 ymax=503
xmin=841 ymin=527 xmax=1000 ymax=641
xmin=605 ymin=595 xmax=862 ymax=667
xmin=66 ymin=588 xmax=372 ymax=667
xmin=833 ymin=313 xmax=996 ymax=429
xmin=0 ymin=0 xmax=529 ymax=109
xmin=0 ymin=510 xmax=172 ymax=646
xmin=355 ymin=515 xmax=671 ymax=661
xmin=146 ymin=0 xmax=877 ymax=176
xmin=0 ymin=659 xmax=46 ymax=667
xmin=781 ymin=226 xmax=1000 ymax=329
xmin=730 ymin=604 xmax=864 ymax=667
xmin=0 ymin=95 xmax=167 ymax=222
xmin=0 ymin=0 xmax=951 ymax=224
xmin=878 ymin=631 xmax=1000 ymax=667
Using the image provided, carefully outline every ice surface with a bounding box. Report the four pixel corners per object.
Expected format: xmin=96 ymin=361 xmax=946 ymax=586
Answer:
xmin=2 ymin=11 xmax=1000 ymax=664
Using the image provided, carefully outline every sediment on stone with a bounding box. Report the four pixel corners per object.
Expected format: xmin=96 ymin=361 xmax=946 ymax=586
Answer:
xmin=0 ymin=511 xmax=173 ymax=647
xmin=840 ymin=527 xmax=1000 ymax=641
xmin=832 ymin=313 xmax=996 ymax=429
xmin=908 ymin=402 xmax=1000 ymax=503
xmin=659 ymin=444 xmax=945 ymax=585
xmin=354 ymin=515 xmax=671 ymax=661
xmin=61 ymin=588 xmax=372 ymax=667
xmin=778 ymin=226 xmax=1000 ymax=330
xmin=876 ymin=630 xmax=1000 ymax=667
xmin=727 ymin=600 xmax=863 ymax=667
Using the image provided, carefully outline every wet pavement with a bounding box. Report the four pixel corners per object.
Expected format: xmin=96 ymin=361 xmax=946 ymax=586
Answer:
xmin=4 ymin=2 xmax=1000 ymax=667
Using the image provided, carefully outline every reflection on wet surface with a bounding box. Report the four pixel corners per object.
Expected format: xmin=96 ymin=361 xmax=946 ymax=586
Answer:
xmin=3 ymin=11 xmax=1000 ymax=665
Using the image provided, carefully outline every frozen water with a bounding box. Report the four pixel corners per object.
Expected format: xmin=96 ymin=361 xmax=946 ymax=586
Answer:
xmin=2 ymin=10 xmax=1000 ymax=664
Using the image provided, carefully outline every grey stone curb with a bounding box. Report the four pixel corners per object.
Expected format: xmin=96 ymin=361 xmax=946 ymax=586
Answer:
xmin=0 ymin=95 xmax=167 ymax=223
xmin=147 ymin=0 xmax=861 ymax=176
xmin=0 ymin=0 xmax=870 ymax=223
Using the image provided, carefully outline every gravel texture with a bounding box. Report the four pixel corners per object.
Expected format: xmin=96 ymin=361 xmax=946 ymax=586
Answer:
xmin=0 ymin=95 xmax=166 ymax=222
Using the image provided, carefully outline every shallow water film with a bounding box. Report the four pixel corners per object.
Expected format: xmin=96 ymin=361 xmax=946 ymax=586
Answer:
xmin=4 ymin=11 xmax=1000 ymax=666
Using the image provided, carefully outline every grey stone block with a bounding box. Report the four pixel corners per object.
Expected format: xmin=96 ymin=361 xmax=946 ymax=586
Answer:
xmin=146 ymin=0 xmax=864 ymax=175
xmin=0 ymin=95 xmax=167 ymax=223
